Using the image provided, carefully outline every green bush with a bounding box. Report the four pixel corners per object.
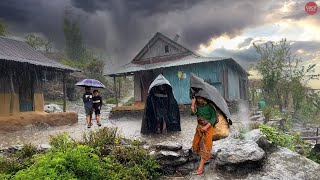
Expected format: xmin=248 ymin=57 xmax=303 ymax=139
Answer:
xmin=82 ymin=127 xmax=119 ymax=148
xmin=106 ymin=97 xmax=117 ymax=104
xmin=14 ymin=145 xmax=108 ymax=180
xmin=49 ymin=132 xmax=78 ymax=152
xmin=123 ymin=97 xmax=134 ymax=106
xmin=0 ymin=130 xmax=161 ymax=179
xmin=15 ymin=143 xmax=38 ymax=159
xmin=307 ymin=151 xmax=320 ymax=164
xmin=0 ymin=157 xmax=23 ymax=174
xmin=259 ymin=125 xmax=312 ymax=155
xmin=106 ymin=146 xmax=161 ymax=180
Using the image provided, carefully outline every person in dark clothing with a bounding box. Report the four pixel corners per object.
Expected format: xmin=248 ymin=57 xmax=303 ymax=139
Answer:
xmin=83 ymin=87 xmax=93 ymax=128
xmin=92 ymin=90 xmax=103 ymax=126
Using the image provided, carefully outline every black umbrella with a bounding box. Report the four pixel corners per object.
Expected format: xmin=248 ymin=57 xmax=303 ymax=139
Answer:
xmin=190 ymin=73 xmax=232 ymax=122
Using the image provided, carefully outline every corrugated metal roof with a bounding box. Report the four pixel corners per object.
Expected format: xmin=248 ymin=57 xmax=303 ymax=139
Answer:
xmin=0 ymin=36 xmax=77 ymax=71
xmin=105 ymin=56 xmax=246 ymax=76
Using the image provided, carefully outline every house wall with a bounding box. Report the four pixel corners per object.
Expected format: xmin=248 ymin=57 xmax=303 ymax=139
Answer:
xmin=153 ymin=62 xmax=224 ymax=104
xmin=140 ymin=39 xmax=182 ymax=60
xmin=0 ymin=93 xmax=20 ymax=115
xmin=0 ymin=67 xmax=45 ymax=116
xmin=227 ymin=67 xmax=241 ymax=100
xmin=133 ymin=61 xmax=248 ymax=105
xmin=134 ymin=73 xmax=142 ymax=103
xmin=34 ymin=93 xmax=44 ymax=112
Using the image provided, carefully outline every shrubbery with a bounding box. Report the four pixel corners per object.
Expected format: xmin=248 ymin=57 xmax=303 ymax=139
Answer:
xmin=105 ymin=97 xmax=117 ymax=104
xmin=259 ymin=125 xmax=320 ymax=163
xmin=0 ymin=128 xmax=161 ymax=179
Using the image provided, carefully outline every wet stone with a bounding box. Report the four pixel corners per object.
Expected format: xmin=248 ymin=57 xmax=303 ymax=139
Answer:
xmin=40 ymin=144 xmax=52 ymax=150
xmin=44 ymin=104 xmax=62 ymax=113
xmin=155 ymin=150 xmax=181 ymax=160
xmin=176 ymin=162 xmax=195 ymax=175
xmin=8 ymin=145 xmax=23 ymax=152
xmin=213 ymin=138 xmax=265 ymax=166
xmin=159 ymin=156 xmax=188 ymax=167
xmin=155 ymin=141 xmax=182 ymax=151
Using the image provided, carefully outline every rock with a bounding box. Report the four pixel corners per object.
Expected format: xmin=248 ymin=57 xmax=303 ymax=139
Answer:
xmin=176 ymin=162 xmax=196 ymax=175
xmin=155 ymin=150 xmax=181 ymax=160
xmin=159 ymin=156 xmax=188 ymax=167
xmin=155 ymin=141 xmax=182 ymax=151
xmin=40 ymin=144 xmax=52 ymax=150
xmin=244 ymin=129 xmax=274 ymax=152
xmin=213 ymin=138 xmax=265 ymax=166
xmin=247 ymin=148 xmax=320 ymax=180
xmin=44 ymin=104 xmax=62 ymax=113
xmin=8 ymin=144 xmax=23 ymax=152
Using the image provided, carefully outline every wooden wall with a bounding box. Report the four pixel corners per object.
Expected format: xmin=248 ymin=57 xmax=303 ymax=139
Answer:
xmin=132 ymin=61 xmax=249 ymax=105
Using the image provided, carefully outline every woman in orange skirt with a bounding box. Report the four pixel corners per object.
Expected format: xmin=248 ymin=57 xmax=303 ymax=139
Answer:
xmin=191 ymin=96 xmax=217 ymax=175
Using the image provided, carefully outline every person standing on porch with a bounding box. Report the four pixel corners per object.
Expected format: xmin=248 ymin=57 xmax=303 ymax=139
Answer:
xmin=83 ymin=87 xmax=93 ymax=128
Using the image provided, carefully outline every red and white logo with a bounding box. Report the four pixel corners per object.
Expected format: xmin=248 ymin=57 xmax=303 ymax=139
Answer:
xmin=305 ymin=1 xmax=318 ymax=15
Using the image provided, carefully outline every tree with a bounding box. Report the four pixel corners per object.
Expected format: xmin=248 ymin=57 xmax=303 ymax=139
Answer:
xmin=254 ymin=39 xmax=319 ymax=113
xmin=0 ymin=18 xmax=7 ymax=36
xmin=25 ymin=33 xmax=52 ymax=52
xmin=63 ymin=16 xmax=85 ymax=61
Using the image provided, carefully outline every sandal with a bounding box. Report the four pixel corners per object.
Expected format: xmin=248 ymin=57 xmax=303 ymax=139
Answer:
xmin=194 ymin=169 xmax=204 ymax=175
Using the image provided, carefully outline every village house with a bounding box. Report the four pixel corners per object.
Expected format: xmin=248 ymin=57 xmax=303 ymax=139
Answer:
xmin=106 ymin=32 xmax=249 ymax=109
xmin=0 ymin=36 xmax=78 ymax=131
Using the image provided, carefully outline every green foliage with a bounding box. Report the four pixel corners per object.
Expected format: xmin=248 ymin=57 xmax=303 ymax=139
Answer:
xmin=82 ymin=127 xmax=118 ymax=148
xmin=106 ymin=146 xmax=161 ymax=180
xmin=296 ymin=92 xmax=320 ymax=124
xmin=254 ymin=39 xmax=319 ymax=117
xmin=259 ymin=125 xmax=311 ymax=155
xmin=106 ymin=97 xmax=117 ymax=104
xmin=0 ymin=157 xmax=23 ymax=174
xmin=0 ymin=173 xmax=12 ymax=180
xmin=307 ymin=151 xmax=320 ymax=164
xmin=63 ymin=16 xmax=85 ymax=61
xmin=15 ymin=143 xmax=38 ymax=159
xmin=49 ymin=132 xmax=77 ymax=152
xmin=1 ymin=129 xmax=161 ymax=179
xmin=25 ymin=33 xmax=52 ymax=52
xmin=14 ymin=145 xmax=107 ymax=180
xmin=0 ymin=18 xmax=7 ymax=36
xmin=123 ymin=97 xmax=134 ymax=106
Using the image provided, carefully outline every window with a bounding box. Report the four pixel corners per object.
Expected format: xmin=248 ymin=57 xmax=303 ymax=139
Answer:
xmin=164 ymin=45 xmax=169 ymax=53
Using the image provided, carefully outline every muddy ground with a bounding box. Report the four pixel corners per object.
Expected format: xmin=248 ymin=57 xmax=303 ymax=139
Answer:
xmin=0 ymin=101 xmax=242 ymax=149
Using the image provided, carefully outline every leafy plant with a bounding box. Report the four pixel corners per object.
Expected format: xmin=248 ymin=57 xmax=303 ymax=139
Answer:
xmin=82 ymin=127 xmax=118 ymax=149
xmin=14 ymin=145 xmax=108 ymax=180
xmin=106 ymin=97 xmax=117 ymax=104
xmin=49 ymin=132 xmax=78 ymax=152
xmin=0 ymin=157 xmax=23 ymax=174
xmin=15 ymin=143 xmax=38 ymax=159
xmin=259 ymin=125 xmax=312 ymax=155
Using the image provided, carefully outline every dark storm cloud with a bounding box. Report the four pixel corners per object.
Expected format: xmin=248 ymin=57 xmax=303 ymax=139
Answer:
xmin=0 ymin=0 xmax=68 ymax=49
xmin=71 ymin=0 xmax=204 ymax=15
xmin=2 ymin=0 xmax=310 ymax=70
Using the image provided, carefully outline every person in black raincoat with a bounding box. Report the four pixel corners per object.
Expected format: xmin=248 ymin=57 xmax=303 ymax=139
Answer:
xmin=141 ymin=75 xmax=181 ymax=134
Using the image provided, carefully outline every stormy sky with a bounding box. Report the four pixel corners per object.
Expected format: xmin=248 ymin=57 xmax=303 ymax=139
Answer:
xmin=1 ymin=0 xmax=320 ymax=73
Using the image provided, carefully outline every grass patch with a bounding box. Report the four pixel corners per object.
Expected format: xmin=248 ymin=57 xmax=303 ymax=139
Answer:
xmin=105 ymin=97 xmax=117 ymax=104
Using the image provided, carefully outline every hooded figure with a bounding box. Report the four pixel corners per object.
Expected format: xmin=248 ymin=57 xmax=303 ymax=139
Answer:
xmin=141 ymin=74 xmax=181 ymax=134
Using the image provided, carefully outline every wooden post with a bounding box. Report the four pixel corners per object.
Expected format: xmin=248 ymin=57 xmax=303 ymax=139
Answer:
xmin=9 ymin=73 xmax=14 ymax=114
xmin=63 ymin=72 xmax=67 ymax=112
xmin=316 ymin=128 xmax=319 ymax=144
xmin=114 ymin=76 xmax=118 ymax=107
